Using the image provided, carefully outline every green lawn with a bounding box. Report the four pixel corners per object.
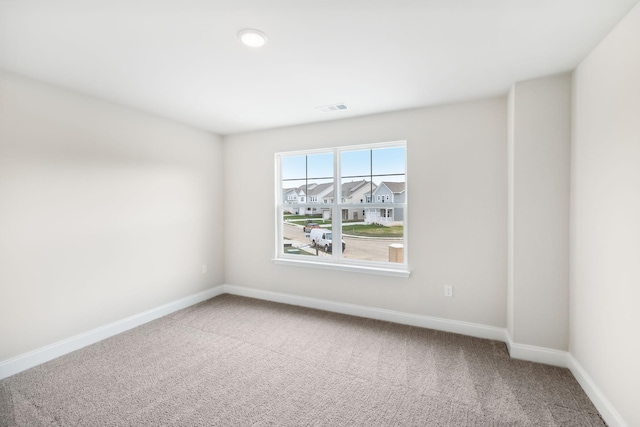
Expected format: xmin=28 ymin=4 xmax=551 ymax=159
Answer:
xmin=283 ymin=215 xmax=399 ymax=233
xmin=341 ymin=224 xmax=403 ymax=238
xmin=284 ymin=217 xmax=331 ymax=225
xmin=284 ymin=216 xmax=366 ymax=226
xmin=283 ymin=214 xmax=322 ymax=221
xmin=284 ymin=246 xmax=315 ymax=256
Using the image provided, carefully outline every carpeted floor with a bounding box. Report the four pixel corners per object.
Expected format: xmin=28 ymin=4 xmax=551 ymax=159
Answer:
xmin=0 ymin=294 xmax=604 ymax=426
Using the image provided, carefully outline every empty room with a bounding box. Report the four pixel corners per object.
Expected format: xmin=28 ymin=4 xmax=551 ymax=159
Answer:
xmin=1 ymin=1 xmax=639 ymax=426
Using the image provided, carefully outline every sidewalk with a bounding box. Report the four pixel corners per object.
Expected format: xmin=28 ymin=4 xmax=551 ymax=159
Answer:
xmin=284 ymin=238 xmax=330 ymax=257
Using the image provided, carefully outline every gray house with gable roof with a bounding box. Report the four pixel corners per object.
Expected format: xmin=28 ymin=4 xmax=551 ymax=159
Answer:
xmin=323 ymin=180 xmax=376 ymax=220
xmin=364 ymin=181 xmax=405 ymax=224
xmin=284 ymin=180 xmax=404 ymax=223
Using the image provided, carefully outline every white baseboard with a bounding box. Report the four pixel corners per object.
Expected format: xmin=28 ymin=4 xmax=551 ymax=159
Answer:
xmin=226 ymin=285 xmax=633 ymax=423
xmin=1 ymin=283 xmax=627 ymax=426
xmin=0 ymin=285 xmax=628 ymax=427
xmin=223 ymin=284 xmax=508 ymax=342
xmin=567 ymin=355 xmax=629 ymax=427
xmin=224 ymin=285 xmax=575 ymax=370
xmin=505 ymin=334 xmax=569 ymax=368
xmin=0 ymin=285 xmax=225 ymax=380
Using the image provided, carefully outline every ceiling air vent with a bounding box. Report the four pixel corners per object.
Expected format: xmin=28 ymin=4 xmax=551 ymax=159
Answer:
xmin=315 ymin=103 xmax=348 ymax=113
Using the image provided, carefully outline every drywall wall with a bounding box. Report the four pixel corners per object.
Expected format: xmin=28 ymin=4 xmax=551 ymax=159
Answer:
xmin=0 ymin=72 xmax=224 ymax=361
xmin=508 ymin=73 xmax=571 ymax=351
xmin=571 ymin=2 xmax=640 ymax=426
xmin=223 ymin=98 xmax=508 ymax=328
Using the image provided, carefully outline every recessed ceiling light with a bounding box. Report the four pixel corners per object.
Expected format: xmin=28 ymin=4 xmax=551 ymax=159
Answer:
xmin=238 ymin=29 xmax=268 ymax=48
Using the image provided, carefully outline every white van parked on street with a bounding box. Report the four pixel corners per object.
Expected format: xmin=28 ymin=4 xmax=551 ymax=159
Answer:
xmin=309 ymin=228 xmax=345 ymax=253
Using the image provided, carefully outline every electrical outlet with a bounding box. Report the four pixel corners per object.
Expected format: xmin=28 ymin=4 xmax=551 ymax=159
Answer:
xmin=444 ymin=285 xmax=453 ymax=297
xmin=202 ymin=264 xmax=207 ymax=274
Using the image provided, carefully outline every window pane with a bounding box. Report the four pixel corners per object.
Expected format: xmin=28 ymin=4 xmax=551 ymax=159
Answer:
xmin=370 ymin=178 xmax=406 ymax=204
xmin=341 ymin=149 xmax=371 ymax=178
xmin=282 ymin=179 xmax=305 ymax=205
xmin=281 ymin=155 xmax=306 ymax=181
xmin=282 ymin=208 xmax=334 ymax=258
xmin=300 ymin=178 xmax=334 ymax=205
xmin=341 ymin=208 xmax=404 ymax=263
xmin=372 ymin=146 xmax=406 ymax=176
xmin=340 ymin=178 xmax=375 ymax=211
xmin=307 ymin=152 xmax=333 ymax=179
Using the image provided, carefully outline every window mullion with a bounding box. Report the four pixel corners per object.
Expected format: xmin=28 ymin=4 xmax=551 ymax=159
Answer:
xmin=333 ymin=148 xmax=341 ymax=261
xmin=275 ymin=154 xmax=283 ymax=257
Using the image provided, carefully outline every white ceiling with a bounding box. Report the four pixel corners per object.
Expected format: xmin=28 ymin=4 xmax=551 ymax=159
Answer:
xmin=1 ymin=0 xmax=638 ymax=135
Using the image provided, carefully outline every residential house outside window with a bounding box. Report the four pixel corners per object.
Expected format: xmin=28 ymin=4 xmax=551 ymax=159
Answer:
xmin=275 ymin=141 xmax=408 ymax=276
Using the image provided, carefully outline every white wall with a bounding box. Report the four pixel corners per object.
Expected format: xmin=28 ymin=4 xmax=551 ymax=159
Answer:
xmin=571 ymin=3 xmax=640 ymax=426
xmin=224 ymin=98 xmax=508 ymax=328
xmin=0 ymin=72 xmax=224 ymax=361
xmin=508 ymin=73 xmax=571 ymax=351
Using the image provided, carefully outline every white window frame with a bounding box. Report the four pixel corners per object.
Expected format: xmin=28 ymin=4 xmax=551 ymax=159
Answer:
xmin=274 ymin=140 xmax=409 ymax=277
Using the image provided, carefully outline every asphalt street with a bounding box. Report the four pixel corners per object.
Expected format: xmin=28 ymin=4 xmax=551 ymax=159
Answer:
xmin=283 ymin=223 xmax=403 ymax=263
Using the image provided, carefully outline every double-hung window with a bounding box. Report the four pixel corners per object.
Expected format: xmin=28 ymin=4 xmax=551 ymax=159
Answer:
xmin=275 ymin=140 xmax=408 ymax=276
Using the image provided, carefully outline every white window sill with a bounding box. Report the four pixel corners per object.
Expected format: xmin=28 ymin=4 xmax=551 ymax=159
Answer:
xmin=273 ymin=257 xmax=411 ymax=278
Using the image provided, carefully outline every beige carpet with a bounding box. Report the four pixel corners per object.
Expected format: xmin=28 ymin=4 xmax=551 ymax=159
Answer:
xmin=0 ymin=294 xmax=604 ymax=426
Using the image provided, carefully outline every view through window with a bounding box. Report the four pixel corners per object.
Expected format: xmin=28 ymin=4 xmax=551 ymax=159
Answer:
xmin=277 ymin=141 xmax=407 ymax=270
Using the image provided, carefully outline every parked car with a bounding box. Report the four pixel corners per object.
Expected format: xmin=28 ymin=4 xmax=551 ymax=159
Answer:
xmin=303 ymin=222 xmax=320 ymax=233
xmin=309 ymin=228 xmax=345 ymax=253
